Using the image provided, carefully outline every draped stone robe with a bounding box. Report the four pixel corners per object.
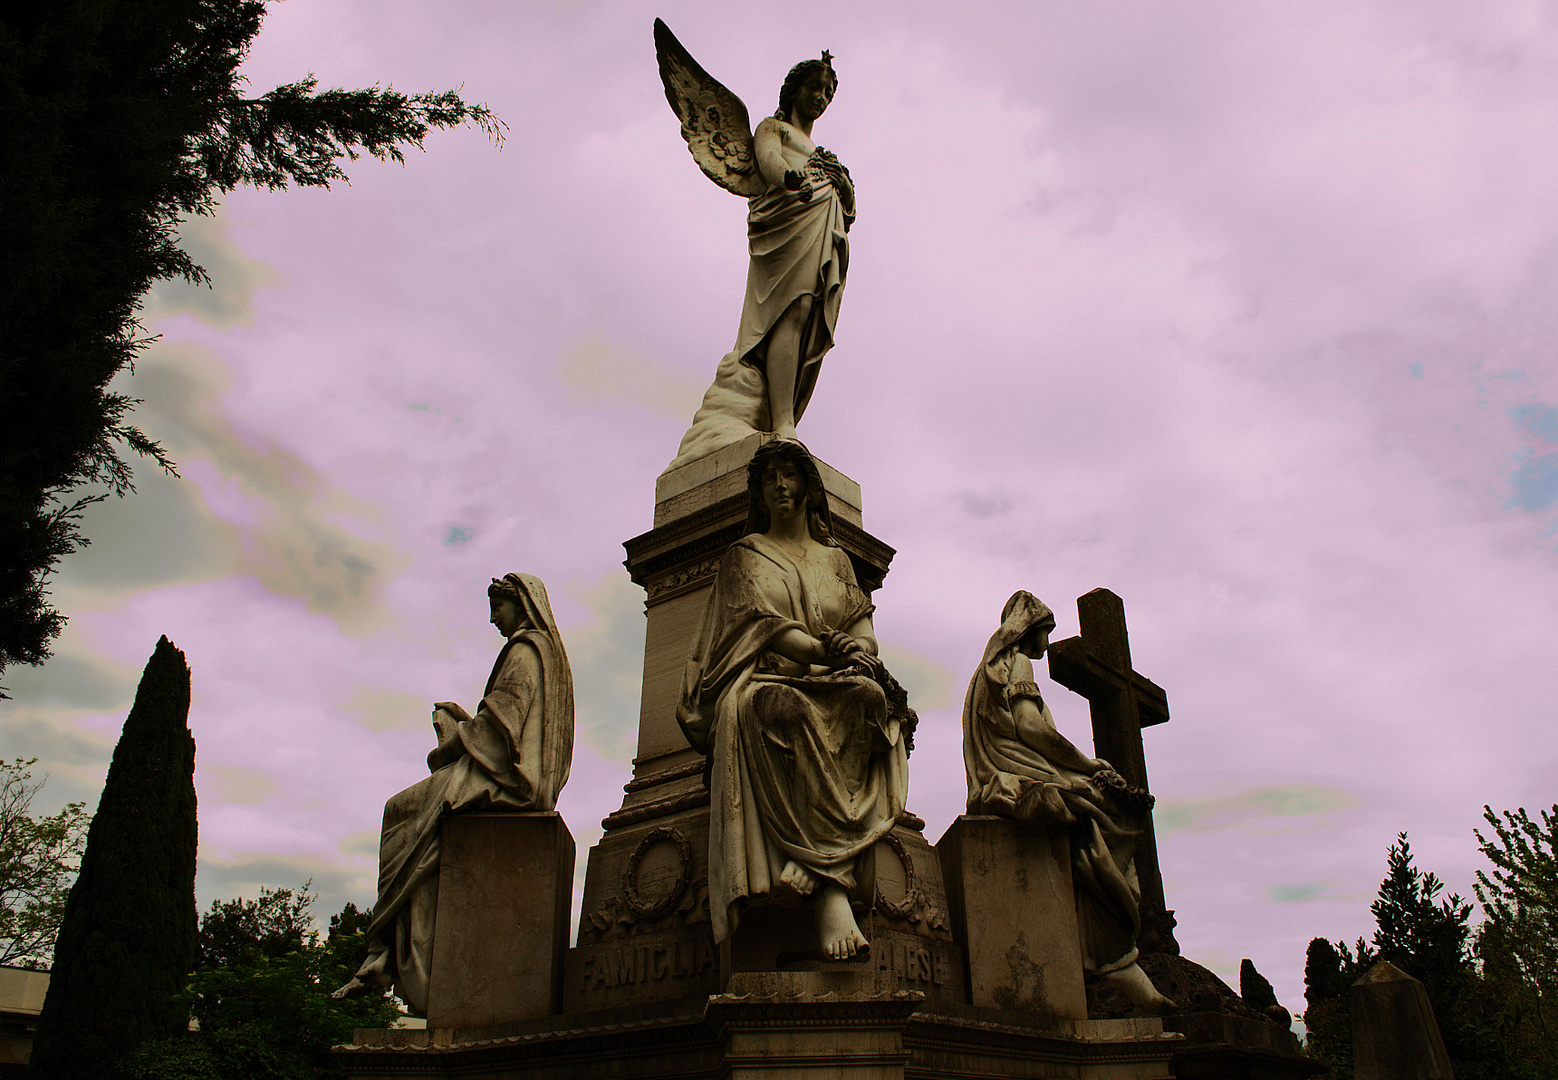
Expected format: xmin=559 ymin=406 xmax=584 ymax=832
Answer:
xmin=668 ymin=157 xmax=852 ymax=470
xmin=356 ymin=590 xmax=573 ymax=1016
xmin=678 ymin=535 xmax=907 ymax=943
xmin=963 ymin=592 xmax=1151 ymax=976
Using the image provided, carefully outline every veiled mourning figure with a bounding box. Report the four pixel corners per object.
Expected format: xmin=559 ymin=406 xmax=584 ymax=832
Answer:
xmin=334 ymin=573 xmax=574 ymax=1014
xmin=964 ymin=591 xmax=1173 ymax=1013
xmin=678 ymin=440 xmax=910 ymax=959
xmin=655 ymin=22 xmax=856 ymax=468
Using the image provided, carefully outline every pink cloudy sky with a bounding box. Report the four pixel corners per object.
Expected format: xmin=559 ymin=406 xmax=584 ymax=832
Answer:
xmin=5 ymin=0 xmax=1558 ymax=1017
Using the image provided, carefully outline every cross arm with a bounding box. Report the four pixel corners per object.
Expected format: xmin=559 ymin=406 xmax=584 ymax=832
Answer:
xmin=1046 ymin=636 xmax=1171 ymax=728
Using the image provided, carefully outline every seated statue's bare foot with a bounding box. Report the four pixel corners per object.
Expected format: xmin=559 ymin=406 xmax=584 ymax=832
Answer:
xmin=331 ymin=977 xmax=368 ymax=1000
xmin=815 ymin=883 xmax=869 ymax=960
xmin=1100 ymin=962 xmax=1175 ymax=1014
xmin=773 ymin=422 xmax=799 ymax=440
xmin=780 ymin=859 xmax=817 ymax=896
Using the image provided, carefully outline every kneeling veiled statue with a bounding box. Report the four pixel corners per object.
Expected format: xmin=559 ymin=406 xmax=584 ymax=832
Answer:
xmin=678 ymin=439 xmax=913 ymax=960
xmin=964 ymin=591 xmax=1173 ymax=1013
xmin=334 ymin=573 xmax=574 ymax=1014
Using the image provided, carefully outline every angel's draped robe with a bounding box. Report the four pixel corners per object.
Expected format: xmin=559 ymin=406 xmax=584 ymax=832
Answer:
xmin=678 ymin=535 xmax=907 ymax=943
xmin=963 ymin=595 xmax=1150 ymax=977
xmin=353 ymin=627 xmax=570 ymax=1015
xmin=668 ymin=157 xmax=852 ymax=470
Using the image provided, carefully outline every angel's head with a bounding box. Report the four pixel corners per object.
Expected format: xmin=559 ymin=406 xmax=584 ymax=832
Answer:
xmin=775 ymin=52 xmax=837 ymax=123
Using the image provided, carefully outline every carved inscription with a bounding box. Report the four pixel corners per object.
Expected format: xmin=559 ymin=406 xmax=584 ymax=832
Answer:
xmin=581 ymin=936 xmax=716 ymax=991
xmin=874 ymin=937 xmax=949 ymax=987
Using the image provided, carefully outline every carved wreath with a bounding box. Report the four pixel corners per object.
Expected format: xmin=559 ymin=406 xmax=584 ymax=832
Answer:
xmin=621 ymin=826 xmax=693 ymax=922
xmin=872 ymin=831 xmax=921 ymax=922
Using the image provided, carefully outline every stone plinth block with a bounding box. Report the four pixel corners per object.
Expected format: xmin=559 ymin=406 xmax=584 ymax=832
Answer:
xmin=425 ymin=812 xmax=574 ymax=1028
xmin=937 ymin=815 xmax=1087 ymax=1022
xmin=1351 ymin=960 xmax=1454 ymax=1080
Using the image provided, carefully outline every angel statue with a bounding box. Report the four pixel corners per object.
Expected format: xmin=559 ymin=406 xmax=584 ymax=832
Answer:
xmin=655 ymin=20 xmax=856 ymax=470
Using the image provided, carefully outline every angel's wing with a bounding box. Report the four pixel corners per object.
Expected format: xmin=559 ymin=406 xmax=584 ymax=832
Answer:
xmin=654 ymin=19 xmax=764 ymax=198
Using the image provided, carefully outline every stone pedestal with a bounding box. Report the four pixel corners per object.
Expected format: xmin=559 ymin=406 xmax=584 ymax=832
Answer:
xmin=424 ymin=812 xmax=574 ymax=1028
xmin=937 ymin=815 xmax=1088 ymax=1023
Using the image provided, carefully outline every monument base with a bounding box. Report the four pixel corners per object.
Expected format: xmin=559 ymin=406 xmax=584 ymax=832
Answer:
xmin=339 ymin=979 xmax=1181 ymax=1079
xmin=424 ymin=812 xmax=574 ymax=1028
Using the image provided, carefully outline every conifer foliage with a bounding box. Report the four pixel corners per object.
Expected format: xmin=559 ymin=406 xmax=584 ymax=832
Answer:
xmin=1302 ymin=833 xmax=1518 ymax=1080
xmin=28 ymin=636 xmax=198 ymax=1079
xmin=0 ymin=2 xmax=500 ymax=687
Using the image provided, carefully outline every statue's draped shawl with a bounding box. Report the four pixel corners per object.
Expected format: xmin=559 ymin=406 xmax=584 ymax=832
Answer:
xmin=678 ymin=535 xmax=907 ymax=943
xmin=667 ymin=162 xmax=852 ymax=470
xmin=472 ymin=572 xmax=574 ymax=809
xmin=358 ymin=573 xmax=574 ymax=1014
xmin=962 ymin=590 xmax=1145 ymax=975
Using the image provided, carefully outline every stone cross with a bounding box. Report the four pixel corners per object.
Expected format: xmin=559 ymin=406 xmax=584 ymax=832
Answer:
xmin=1045 ymin=587 xmax=1177 ymax=951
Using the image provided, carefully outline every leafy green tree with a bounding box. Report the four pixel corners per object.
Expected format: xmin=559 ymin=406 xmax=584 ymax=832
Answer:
xmin=124 ymin=884 xmax=399 ymax=1080
xmin=1302 ymin=833 xmax=1511 ymax=1079
xmin=0 ymin=757 xmax=89 ymax=967
xmin=0 ymin=0 xmax=501 ymax=688
xmin=29 ymin=635 xmax=198 ymax=1079
xmin=196 ymin=881 xmax=314 ymax=969
xmin=1473 ymin=804 xmax=1558 ymax=1074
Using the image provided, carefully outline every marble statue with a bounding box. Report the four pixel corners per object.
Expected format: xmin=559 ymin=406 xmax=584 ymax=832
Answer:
xmin=655 ymin=20 xmax=856 ymax=470
xmin=678 ymin=440 xmax=912 ymax=959
xmin=964 ymin=591 xmax=1174 ymax=1014
xmin=333 ymin=573 xmax=574 ymax=1014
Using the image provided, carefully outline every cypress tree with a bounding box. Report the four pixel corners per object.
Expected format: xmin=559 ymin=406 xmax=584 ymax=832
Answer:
xmin=0 ymin=2 xmax=499 ymax=685
xmin=30 ymin=635 xmax=198 ymax=1078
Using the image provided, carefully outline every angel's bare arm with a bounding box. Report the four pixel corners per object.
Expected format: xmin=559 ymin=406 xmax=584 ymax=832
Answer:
xmin=755 ymin=120 xmax=811 ymax=199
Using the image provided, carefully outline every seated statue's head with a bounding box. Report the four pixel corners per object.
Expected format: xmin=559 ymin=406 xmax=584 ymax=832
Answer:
xmin=775 ymin=52 xmax=837 ymax=122
xmin=745 ymin=438 xmax=835 ymax=545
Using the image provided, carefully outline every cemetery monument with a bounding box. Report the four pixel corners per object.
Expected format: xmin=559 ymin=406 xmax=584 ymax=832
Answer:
xmin=335 ymin=20 xmax=1317 ymax=1079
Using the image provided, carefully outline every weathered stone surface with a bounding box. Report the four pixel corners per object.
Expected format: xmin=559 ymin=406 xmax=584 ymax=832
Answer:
xmin=340 ymin=1003 xmax=1183 ymax=1079
xmin=1351 ymin=960 xmax=1454 ymax=1080
xmin=938 ymin=815 xmax=1088 ymax=1023
xmin=711 ymin=972 xmax=920 ymax=1080
xmin=424 ymin=813 xmax=574 ymax=1028
xmin=623 ymin=437 xmax=888 ymax=782
xmin=720 ymin=820 xmax=960 ymax=981
xmin=567 ymin=928 xmax=720 ymax=1014
xmin=570 ymin=807 xmax=716 ymax=1013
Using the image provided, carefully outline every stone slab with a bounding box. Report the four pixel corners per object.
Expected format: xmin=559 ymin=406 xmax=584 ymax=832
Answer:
xmin=424 ymin=812 xmax=574 ymax=1028
xmin=1351 ymin=960 xmax=1453 ymax=1080
xmin=938 ymin=815 xmax=1088 ymax=1022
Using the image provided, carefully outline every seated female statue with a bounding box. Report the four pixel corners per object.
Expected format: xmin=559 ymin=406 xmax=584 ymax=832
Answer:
xmin=677 ymin=439 xmax=910 ymax=960
xmin=333 ymin=572 xmax=573 ymax=1014
xmin=964 ymin=590 xmax=1173 ymax=1013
